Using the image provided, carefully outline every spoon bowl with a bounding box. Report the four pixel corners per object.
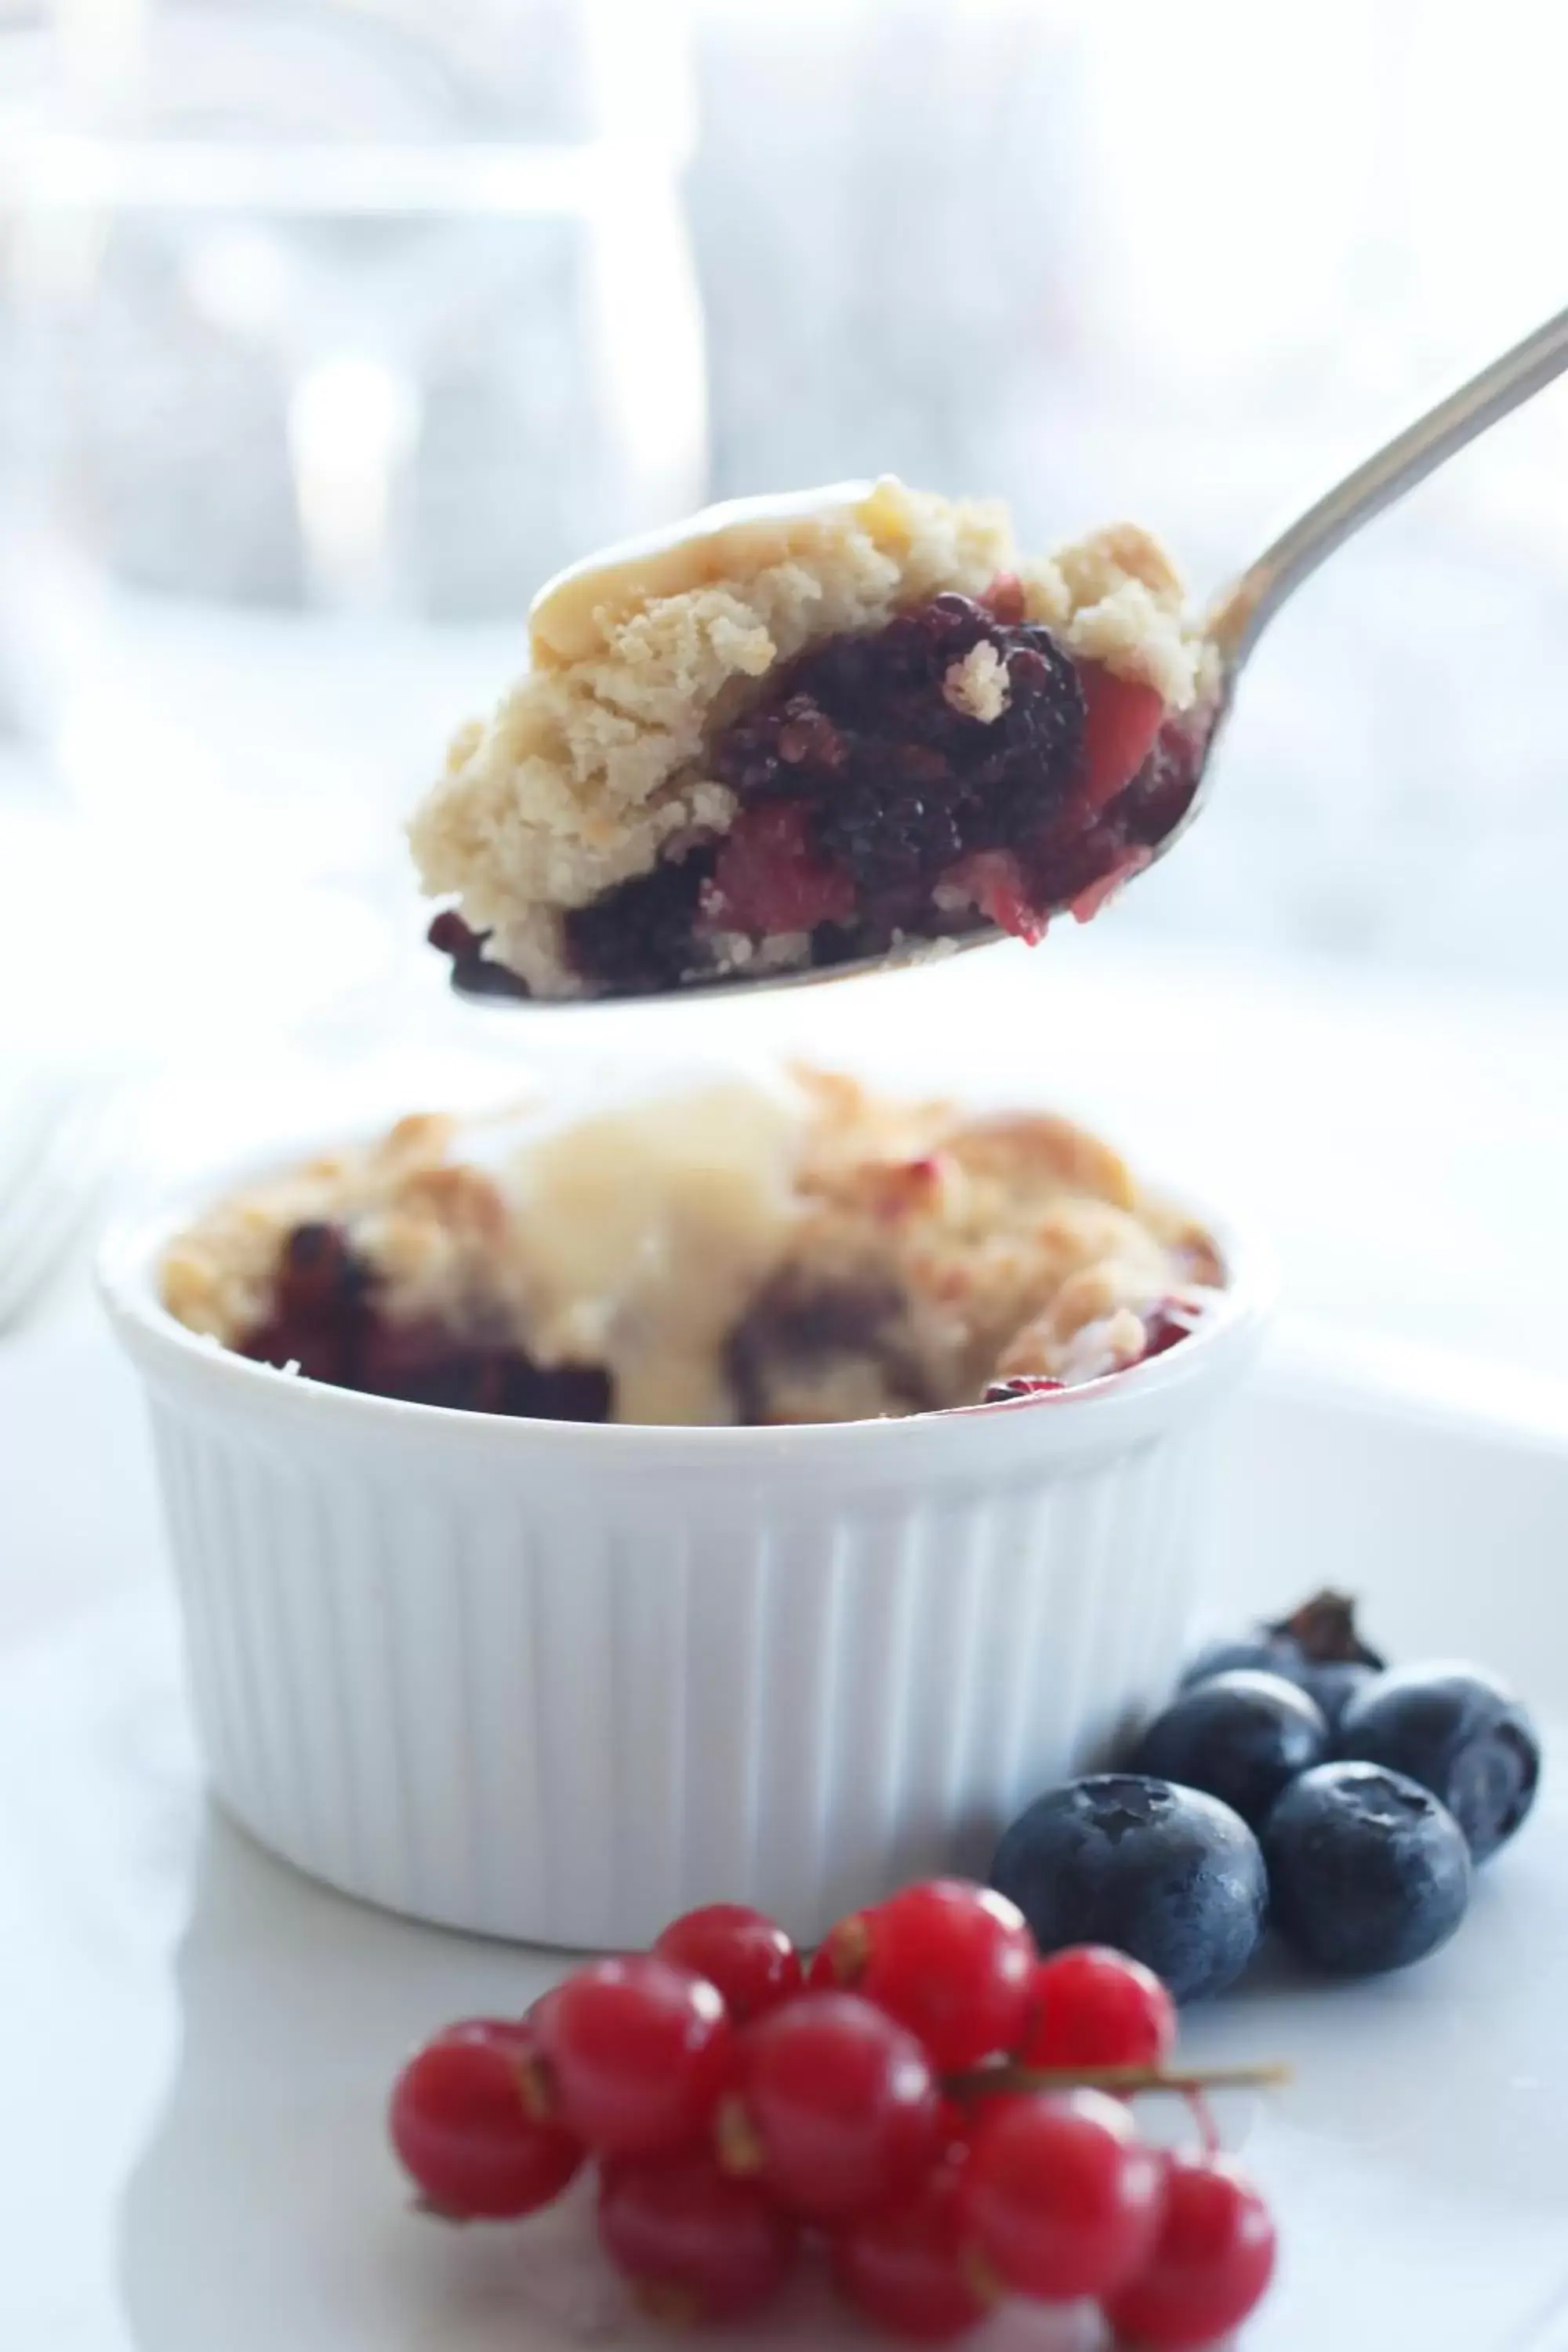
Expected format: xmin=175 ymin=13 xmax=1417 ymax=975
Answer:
xmin=446 ymin=913 xmax=1004 ymax=1004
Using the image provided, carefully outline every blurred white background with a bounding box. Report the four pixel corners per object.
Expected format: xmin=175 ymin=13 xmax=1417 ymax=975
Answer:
xmin=0 ymin=0 xmax=1566 ymax=1365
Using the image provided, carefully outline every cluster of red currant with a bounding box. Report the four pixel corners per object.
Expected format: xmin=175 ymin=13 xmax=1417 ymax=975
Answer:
xmin=389 ymin=1879 xmax=1278 ymax=2346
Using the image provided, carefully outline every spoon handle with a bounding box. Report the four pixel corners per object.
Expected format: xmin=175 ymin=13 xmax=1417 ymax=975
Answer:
xmin=1209 ymin=303 xmax=1568 ymax=668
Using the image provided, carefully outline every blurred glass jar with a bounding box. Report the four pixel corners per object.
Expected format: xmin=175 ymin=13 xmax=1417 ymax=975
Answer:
xmin=0 ymin=0 xmax=706 ymax=905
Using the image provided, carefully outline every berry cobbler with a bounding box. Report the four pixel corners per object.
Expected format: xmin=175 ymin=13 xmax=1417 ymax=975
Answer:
xmin=411 ymin=480 xmax=1219 ymax=1000
xmin=161 ymin=1069 xmax=1222 ymax=1426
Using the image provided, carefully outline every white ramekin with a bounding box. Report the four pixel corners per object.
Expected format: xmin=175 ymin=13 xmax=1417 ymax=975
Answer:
xmin=100 ymin=1152 xmax=1272 ymax=1951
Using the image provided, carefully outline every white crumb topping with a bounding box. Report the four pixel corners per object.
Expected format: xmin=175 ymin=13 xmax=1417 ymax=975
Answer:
xmin=408 ymin=482 xmax=1213 ymax=996
xmin=942 ymin=641 xmax=1011 ymax=724
xmin=1025 ymin=523 xmax=1204 ymax=707
xmin=1057 ymin=521 xmax=1186 ymax=610
xmin=1065 ymin=579 xmax=1192 ymax=706
xmin=1018 ymin=1305 xmax=1151 ymax=1386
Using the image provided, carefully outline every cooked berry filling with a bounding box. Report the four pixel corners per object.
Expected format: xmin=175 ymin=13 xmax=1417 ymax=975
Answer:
xmin=425 ymin=909 xmax=528 ymax=1000
xmin=426 ymin=860 xmax=723 ymax=1004
xmin=427 ymin=596 xmax=1207 ymax=999
xmin=240 ymin=1221 xmax=611 ymax=1421
xmin=562 ymin=850 xmax=718 ymax=999
xmin=709 ymin=592 xmax=1086 ymax=934
xmin=726 ymin=1270 xmax=935 ymax=1425
xmin=1139 ymin=1297 xmax=1207 ymax=1359
xmin=232 ymin=1233 xmax=1204 ymax=1424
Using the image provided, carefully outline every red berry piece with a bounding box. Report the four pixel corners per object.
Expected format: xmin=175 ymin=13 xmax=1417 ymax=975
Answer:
xmin=536 ymin=1957 xmax=734 ymax=2158
xmin=388 ymin=2019 xmax=583 ymax=2220
xmin=982 ymin=572 xmax=1026 ymax=625
xmin=826 ymin=1880 xmax=1035 ymax=2071
xmin=1018 ymin=1945 xmax=1177 ymax=2073
xmin=717 ymin=1991 xmax=941 ymax=2220
xmin=959 ymin=2088 xmax=1164 ymax=2301
xmin=523 ymin=1984 xmax=562 ymax=2035
xmin=943 ymin=2089 xmax=1037 ymax=2156
xmin=945 ymin=849 xmax=1049 ymax=944
xmin=833 ymin=2151 xmax=992 ymax=2342
xmin=654 ymin=1904 xmax=802 ymax=2024
xmin=933 ymin=2094 xmax=971 ymax=2153
xmin=1104 ymin=2154 xmax=1276 ymax=2347
xmin=804 ymin=1942 xmax=839 ymax=1990
xmin=1074 ymin=663 xmax=1167 ymax=818
xmin=981 ymin=1375 xmax=1066 ymax=1404
xmin=598 ymin=2147 xmax=798 ymax=2324
xmin=702 ymin=802 xmax=857 ymax=935
xmin=1142 ymin=1297 xmax=1206 ymax=1359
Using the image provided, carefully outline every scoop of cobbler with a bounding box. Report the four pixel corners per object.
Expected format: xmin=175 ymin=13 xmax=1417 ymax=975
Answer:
xmin=161 ymin=1070 xmax=1223 ymax=1426
xmin=411 ymin=480 xmax=1219 ymax=1000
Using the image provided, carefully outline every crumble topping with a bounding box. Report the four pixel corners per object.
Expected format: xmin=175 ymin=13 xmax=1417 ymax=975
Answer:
xmin=161 ymin=1069 xmax=1222 ymax=1427
xmin=408 ymin=478 xmax=1212 ymax=996
xmin=942 ymin=641 xmax=1011 ymax=724
xmin=161 ymin=1112 xmax=477 ymax=1346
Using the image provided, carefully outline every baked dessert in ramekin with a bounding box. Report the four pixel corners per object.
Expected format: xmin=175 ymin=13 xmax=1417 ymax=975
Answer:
xmin=102 ymin=1068 xmax=1269 ymax=1947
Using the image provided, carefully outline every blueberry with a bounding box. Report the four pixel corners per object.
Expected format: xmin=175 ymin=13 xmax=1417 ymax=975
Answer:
xmin=1129 ymin=1671 xmax=1328 ymax=1830
xmin=1265 ymin=1762 xmax=1472 ymax=1975
xmin=1179 ymin=1636 xmax=1306 ymax=1690
xmin=989 ymin=1774 xmax=1267 ymax=2004
xmin=1182 ymin=1590 xmax=1388 ymax=1715
xmin=1336 ymin=1663 xmax=1541 ymax=1861
xmin=1301 ymin=1658 xmax=1378 ymax=1728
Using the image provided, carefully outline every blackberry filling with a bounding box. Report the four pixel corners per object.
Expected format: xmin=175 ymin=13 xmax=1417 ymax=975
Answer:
xmin=710 ymin=592 xmax=1086 ymax=935
xmin=427 ymin=857 xmax=721 ymax=1003
xmin=726 ymin=1269 xmax=933 ymax=1425
xmin=240 ymin=1221 xmax=371 ymax=1387
xmin=428 ymin=592 xmax=1202 ymax=1000
xmin=426 ymin=909 xmax=529 ymax=1000
xmin=240 ymin=1221 xmax=612 ymax=1422
xmin=562 ymin=849 xmax=717 ymax=999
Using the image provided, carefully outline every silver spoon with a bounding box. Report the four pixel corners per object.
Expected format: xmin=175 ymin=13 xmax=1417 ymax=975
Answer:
xmin=452 ymin=303 xmax=1568 ymax=1005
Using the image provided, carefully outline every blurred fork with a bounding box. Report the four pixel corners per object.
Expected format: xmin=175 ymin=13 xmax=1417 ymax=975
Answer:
xmin=0 ymin=1065 xmax=134 ymax=1333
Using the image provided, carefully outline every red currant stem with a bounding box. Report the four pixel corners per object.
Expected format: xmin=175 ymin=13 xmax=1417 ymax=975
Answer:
xmin=825 ymin=1915 xmax=870 ymax=1984
xmin=944 ymin=2060 xmax=1291 ymax=2099
xmin=713 ymin=2092 xmax=767 ymax=2177
xmin=960 ymin=2245 xmax=1007 ymax=2311
xmin=411 ymin=2194 xmax=474 ymax=2225
xmin=633 ymin=2281 xmax=702 ymax=2327
xmin=517 ymin=2054 xmax=557 ymax=2124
